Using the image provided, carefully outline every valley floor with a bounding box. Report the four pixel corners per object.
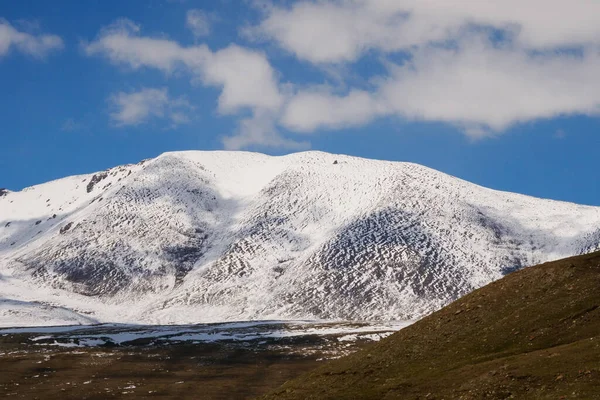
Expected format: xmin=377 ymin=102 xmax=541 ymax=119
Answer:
xmin=0 ymin=321 xmax=399 ymax=399
xmin=0 ymin=341 xmax=320 ymax=399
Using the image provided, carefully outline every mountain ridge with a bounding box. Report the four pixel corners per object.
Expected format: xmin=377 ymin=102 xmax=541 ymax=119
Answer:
xmin=1 ymin=151 xmax=599 ymax=326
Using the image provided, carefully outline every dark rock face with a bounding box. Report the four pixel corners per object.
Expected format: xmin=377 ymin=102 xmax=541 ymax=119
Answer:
xmin=0 ymin=188 xmax=8 ymax=197
xmin=29 ymin=255 xmax=132 ymax=296
xmin=163 ymin=242 xmax=208 ymax=284
xmin=60 ymin=222 xmax=73 ymax=234
xmin=580 ymin=228 xmax=600 ymax=254
xmin=86 ymin=173 xmax=109 ymax=193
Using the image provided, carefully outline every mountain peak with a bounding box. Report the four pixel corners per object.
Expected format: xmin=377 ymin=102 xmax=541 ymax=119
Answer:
xmin=1 ymin=152 xmax=599 ymax=326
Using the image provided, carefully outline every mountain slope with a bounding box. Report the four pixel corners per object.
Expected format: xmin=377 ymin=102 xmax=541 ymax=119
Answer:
xmin=1 ymin=151 xmax=599 ymax=325
xmin=263 ymin=250 xmax=600 ymax=400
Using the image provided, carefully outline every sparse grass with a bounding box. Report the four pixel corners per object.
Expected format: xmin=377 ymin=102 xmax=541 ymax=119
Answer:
xmin=0 ymin=330 xmax=377 ymax=399
xmin=0 ymin=337 xmax=362 ymax=399
xmin=263 ymin=251 xmax=600 ymax=399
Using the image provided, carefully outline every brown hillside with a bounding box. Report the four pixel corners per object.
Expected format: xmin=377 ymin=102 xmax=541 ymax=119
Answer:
xmin=263 ymin=251 xmax=600 ymax=399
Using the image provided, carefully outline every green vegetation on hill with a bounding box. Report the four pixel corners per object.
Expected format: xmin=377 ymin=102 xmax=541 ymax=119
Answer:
xmin=264 ymin=251 xmax=600 ymax=399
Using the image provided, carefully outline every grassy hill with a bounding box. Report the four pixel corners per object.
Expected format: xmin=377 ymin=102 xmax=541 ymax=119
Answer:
xmin=263 ymin=251 xmax=600 ymax=399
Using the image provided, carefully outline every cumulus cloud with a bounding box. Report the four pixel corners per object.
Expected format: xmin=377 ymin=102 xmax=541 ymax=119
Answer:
xmin=377 ymin=40 xmax=600 ymax=135
xmin=84 ymin=19 xmax=301 ymax=148
xmin=0 ymin=19 xmax=63 ymax=59
xmin=282 ymin=88 xmax=385 ymax=132
xmin=83 ymin=19 xmax=209 ymax=72
xmin=202 ymin=45 xmax=284 ymax=114
xmin=249 ymin=0 xmax=600 ymax=138
xmin=250 ymin=0 xmax=600 ymax=64
xmin=109 ymin=87 xmax=192 ymax=127
xmin=84 ymin=21 xmax=282 ymax=111
xmin=86 ymin=2 xmax=600 ymax=148
xmin=282 ymin=38 xmax=600 ymax=136
xmin=222 ymin=110 xmax=309 ymax=150
xmin=186 ymin=9 xmax=212 ymax=38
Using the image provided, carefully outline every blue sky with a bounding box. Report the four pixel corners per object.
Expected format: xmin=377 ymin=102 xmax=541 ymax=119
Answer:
xmin=1 ymin=0 xmax=599 ymax=206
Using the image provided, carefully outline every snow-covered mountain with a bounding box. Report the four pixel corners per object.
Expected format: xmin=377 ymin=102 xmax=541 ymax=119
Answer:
xmin=1 ymin=151 xmax=599 ymax=327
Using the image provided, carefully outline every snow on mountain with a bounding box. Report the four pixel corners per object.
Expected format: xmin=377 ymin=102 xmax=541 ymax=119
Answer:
xmin=0 ymin=299 xmax=98 ymax=328
xmin=1 ymin=151 xmax=599 ymax=327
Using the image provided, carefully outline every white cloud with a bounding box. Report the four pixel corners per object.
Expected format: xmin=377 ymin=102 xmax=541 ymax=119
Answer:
xmin=201 ymin=45 xmax=284 ymax=113
xmin=222 ymin=110 xmax=309 ymax=150
xmin=250 ymin=0 xmax=600 ymax=64
xmin=85 ymin=19 xmax=303 ymax=148
xmin=186 ymin=9 xmax=212 ymax=38
xmin=376 ymin=40 xmax=600 ymax=135
xmin=248 ymin=1 xmax=600 ymax=138
xmin=87 ymin=4 xmax=600 ymax=148
xmin=282 ymin=88 xmax=385 ymax=132
xmin=0 ymin=19 xmax=63 ymax=59
xmin=282 ymin=37 xmax=600 ymax=136
xmin=83 ymin=19 xmax=210 ymax=72
xmin=84 ymin=21 xmax=282 ymax=112
xmin=109 ymin=87 xmax=192 ymax=127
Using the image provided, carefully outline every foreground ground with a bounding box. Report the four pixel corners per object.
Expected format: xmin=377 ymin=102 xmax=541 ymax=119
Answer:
xmin=264 ymin=251 xmax=600 ymax=399
xmin=0 ymin=321 xmax=395 ymax=399
xmin=0 ymin=341 xmax=322 ymax=399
